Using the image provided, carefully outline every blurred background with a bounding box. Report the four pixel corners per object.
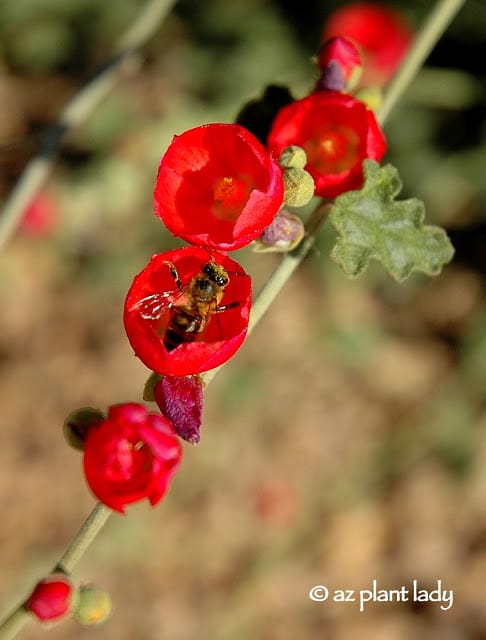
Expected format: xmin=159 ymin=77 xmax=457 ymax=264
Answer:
xmin=0 ymin=0 xmax=485 ymax=638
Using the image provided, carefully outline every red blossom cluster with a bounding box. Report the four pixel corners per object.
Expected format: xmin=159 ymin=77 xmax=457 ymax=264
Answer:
xmin=83 ymin=2 xmax=396 ymax=512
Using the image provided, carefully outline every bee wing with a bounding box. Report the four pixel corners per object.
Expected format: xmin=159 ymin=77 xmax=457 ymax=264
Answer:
xmin=131 ymin=292 xmax=173 ymax=320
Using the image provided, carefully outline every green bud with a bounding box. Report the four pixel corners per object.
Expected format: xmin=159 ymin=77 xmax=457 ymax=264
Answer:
xmin=282 ymin=167 xmax=315 ymax=207
xmin=355 ymin=87 xmax=382 ymax=112
xmin=143 ymin=372 xmax=163 ymax=402
xmin=73 ymin=584 xmax=112 ymax=626
xmin=279 ymin=145 xmax=307 ymax=169
xmin=63 ymin=408 xmax=105 ymax=451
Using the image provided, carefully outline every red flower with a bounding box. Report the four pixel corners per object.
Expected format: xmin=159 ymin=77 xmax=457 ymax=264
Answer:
xmin=322 ymin=2 xmax=413 ymax=87
xmin=154 ymin=124 xmax=284 ymax=251
xmin=267 ymin=91 xmax=386 ymax=199
xmin=26 ymin=575 xmax=74 ymax=622
xmin=83 ymin=403 xmax=182 ymax=513
xmin=124 ymin=247 xmax=251 ymax=376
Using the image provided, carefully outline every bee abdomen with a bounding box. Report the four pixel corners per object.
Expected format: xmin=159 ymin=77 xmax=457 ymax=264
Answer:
xmin=164 ymin=308 xmax=204 ymax=352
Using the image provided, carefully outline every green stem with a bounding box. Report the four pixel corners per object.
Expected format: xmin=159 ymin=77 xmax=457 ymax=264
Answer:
xmin=53 ymin=503 xmax=112 ymax=575
xmin=0 ymin=610 xmax=30 ymax=640
xmin=378 ymin=0 xmax=467 ymax=125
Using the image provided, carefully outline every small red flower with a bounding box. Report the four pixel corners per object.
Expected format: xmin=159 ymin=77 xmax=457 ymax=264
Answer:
xmin=124 ymin=246 xmax=251 ymax=376
xmin=83 ymin=403 xmax=182 ymax=513
xmin=154 ymin=123 xmax=284 ymax=251
xmin=322 ymin=2 xmax=413 ymax=87
xmin=26 ymin=575 xmax=74 ymax=622
xmin=267 ymin=91 xmax=386 ymax=199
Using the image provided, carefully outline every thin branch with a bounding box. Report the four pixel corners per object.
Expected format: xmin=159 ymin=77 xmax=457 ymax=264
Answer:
xmin=53 ymin=503 xmax=112 ymax=575
xmin=0 ymin=0 xmax=178 ymax=252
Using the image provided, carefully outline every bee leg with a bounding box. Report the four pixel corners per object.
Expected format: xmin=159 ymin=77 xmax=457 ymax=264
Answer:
xmin=162 ymin=260 xmax=182 ymax=291
xmin=215 ymin=301 xmax=240 ymax=312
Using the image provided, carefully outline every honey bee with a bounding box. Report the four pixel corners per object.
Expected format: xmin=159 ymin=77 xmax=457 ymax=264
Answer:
xmin=133 ymin=260 xmax=238 ymax=352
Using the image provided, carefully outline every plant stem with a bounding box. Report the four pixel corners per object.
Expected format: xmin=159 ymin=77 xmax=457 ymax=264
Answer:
xmin=0 ymin=0 xmax=177 ymax=252
xmin=378 ymin=0 xmax=467 ymax=125
xmin=0 ymin=610 xmax=30 ymax=640
xmin=53 ymin=503 xmax=112 ymax=575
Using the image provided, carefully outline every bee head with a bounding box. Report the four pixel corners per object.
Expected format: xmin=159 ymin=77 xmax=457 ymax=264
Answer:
xmin=203 ymin=262 xmax=229 ymax=287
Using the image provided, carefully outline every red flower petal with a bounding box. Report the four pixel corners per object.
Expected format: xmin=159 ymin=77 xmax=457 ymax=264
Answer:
xmin=83 ymin=403 xmax=182 ymax=513
xmin=154 ymin=124 xmax=284 ymax=251
xmin=267 ymin=91 xmax=386 ymax=199
xmin=123 ymin=246 xmax=252 ymax=376
xmin=322 ymin=2 xmax=413 ymax=87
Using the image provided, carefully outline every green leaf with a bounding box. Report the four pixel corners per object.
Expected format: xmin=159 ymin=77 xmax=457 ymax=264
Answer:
xmin=329 ymin=160 xmax=455 ymax=282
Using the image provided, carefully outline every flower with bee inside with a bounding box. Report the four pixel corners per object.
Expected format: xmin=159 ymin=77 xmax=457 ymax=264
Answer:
xmin=124 ymin=246 xmax=252 ymax=376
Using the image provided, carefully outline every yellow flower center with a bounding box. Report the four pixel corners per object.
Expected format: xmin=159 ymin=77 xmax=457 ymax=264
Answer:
xmin=304 ymin=125 xmax=359 ymax=175
xmin=212 ymin=176 xmax=252 ymax=222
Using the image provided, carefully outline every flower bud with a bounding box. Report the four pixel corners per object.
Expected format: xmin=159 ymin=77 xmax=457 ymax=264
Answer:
xmin=154 ymin=375 xmax=203 ymax=444
xmin=279 ymin=145 xmax=307 ymax=170
xmin=73 ymin=584 xmax=112 ymax=626
xmin=63 ymin=408 xmax=105 ymax=451
xmin=322 ymin=3 xmax=413 ymax=88
xmin=143 ymin=372 xmax=163 ymax=402
xmin=355 ymin=86 xmax=382 ymax=112
xmin=282 ymin=167 xmax=315 ymax=208
xmin=316 ymin=37 xmax=362 ymax=92
xmin=254 ymin=209 xmax=305 ymax=253
xmin=26 ymin=575 xmax=75 ymax=623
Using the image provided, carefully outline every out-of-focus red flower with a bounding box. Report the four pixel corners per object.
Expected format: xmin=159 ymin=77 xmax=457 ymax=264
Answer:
xmin=154 ymin=123 xmax=284 ymax=251
xmin=154 ymin=375 xmax=203 ymax=444
xmin=124 ymin=247 xmax=252 ymax=377
xmin=83 ymin=403 xmax=182 ymax=513
xmin=26 ymin=575 xmax=74 ymax=622
xmin=316 ymin=36 xmax=362 ymax=92
xmin=322 ymin=2 xmax=413 ymax=87
xmin=20 ymin=191 xmax=58 ymax=237
xmin=267 ymin=91 xmax=386 ymax=199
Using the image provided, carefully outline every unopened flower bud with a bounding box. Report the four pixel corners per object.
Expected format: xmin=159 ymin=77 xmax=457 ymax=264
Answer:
xmin=316 ymin=36 xmax=362 ymax=92
xmin=282 ymin=167 xmax=315 ymax=207
xmin=254 ymin=209 xmax=305 ymax=253
xmin=279 ymin=145 xmax=307 ymax=170
xmin=355 ymin=86 xmax=382 ymax=112
xmin=63 ymin=408 xmax=105 ymax=451
xmin=73 ymin=584 xmax=112 ymax=626
xmin=26 ymin=575 xmax=76 ymax=623
xmin=154 ymin=375 xmax=203 ymax=444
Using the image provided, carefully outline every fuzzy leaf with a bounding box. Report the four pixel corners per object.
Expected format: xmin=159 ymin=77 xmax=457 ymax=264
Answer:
xmin=329 ymin=160 xmax=455 ymax=281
